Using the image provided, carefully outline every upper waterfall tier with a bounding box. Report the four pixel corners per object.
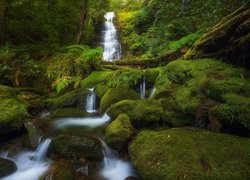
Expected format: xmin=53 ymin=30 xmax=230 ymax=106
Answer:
xmin=102 ymin=12 xmax=121 ymax=61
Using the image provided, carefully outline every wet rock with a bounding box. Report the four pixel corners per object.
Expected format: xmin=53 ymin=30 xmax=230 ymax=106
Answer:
xmin=51 ymin=108 xmax=89 ymax=118
xmin=104 ymin=114 xmax=133 ymax=151
xmin=129 ymin=128 xmax=250 ymax=179
xmin=0 ymin=158 xmax=17 ymax=178
xmin=50 ymin=135 xmax=103 ymax=160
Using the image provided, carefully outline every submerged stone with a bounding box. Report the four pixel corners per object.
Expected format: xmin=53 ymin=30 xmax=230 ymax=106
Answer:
xmin=129 ymin=128 xmax=250 ymax=179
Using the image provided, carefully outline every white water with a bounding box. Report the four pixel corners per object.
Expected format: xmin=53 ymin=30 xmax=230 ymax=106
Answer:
xmin=1 ymin=139 xmax=51 ymax=180
xmin=103 ymin=12 xmax=121 ymax=61
xmin=140 ymin=77 xmax=146 ymax=99
xmin=149 ymin=86 xmax=156 ymax=99
xmin=85 ymin=88 xmax=97 ymax=113
xmin=100 ymin=139 xmax=138 ymax=180
xmin=53 ymin=113 xmax=110 ymax=129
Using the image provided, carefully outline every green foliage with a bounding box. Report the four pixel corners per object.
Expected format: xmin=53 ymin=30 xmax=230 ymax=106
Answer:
xmin=80 ymin=71 xmax=113 ymax=88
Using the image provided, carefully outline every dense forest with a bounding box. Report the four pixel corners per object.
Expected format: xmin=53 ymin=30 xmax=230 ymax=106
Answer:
xmin=0 ymin=0 xmax=250 ymax=179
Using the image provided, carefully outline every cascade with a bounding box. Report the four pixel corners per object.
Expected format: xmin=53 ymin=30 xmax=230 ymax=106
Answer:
xmin=140 ymin=77 xmax=146 ymax=99
xmin=85 ymin=88 xmax=97 ymax=113
xmin=99 ymin=139 xmax=138 ymax=180
xmin=102 ymin=12 xmax=121 ymax=61
xmin=53 ymin=113 xmax=110 ymax=129
xmin=1 ymin=139 xmax=51 ymax=180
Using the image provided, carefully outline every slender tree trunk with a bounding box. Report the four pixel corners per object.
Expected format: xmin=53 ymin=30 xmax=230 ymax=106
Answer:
xmin=76 ymin=0 xmax=88 ymax=44
xmin=0 ymin=0 xmax=7 ymax=44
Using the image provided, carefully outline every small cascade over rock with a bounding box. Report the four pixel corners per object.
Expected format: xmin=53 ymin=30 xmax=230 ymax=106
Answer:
xmin=85 ymin=88 xmax=97 ymax=113
xmin=53 ymin=113 xmax=110 ymax=129
xmin=1 ymin=139 xmax=52 ymax=180
xmin=102 ymin=12 xmax=121 ymax=61
xmin=100 ymin=139 xmax=138 ymax=180
xmin=140 ymin=77 xmax=156 ymax=99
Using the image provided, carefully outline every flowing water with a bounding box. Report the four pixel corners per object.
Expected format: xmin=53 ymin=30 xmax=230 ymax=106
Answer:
xmin=100 ymin=139 xmax=138 ymax=180
xmin=85 ymin=88 xmax=97 ymax=113
xmin=140 ymin=77 xmax=146 ymax=99
xmin=53 ymin=113 xmax=110 ymax=129
xmin=102 ymin=12 xmax=121 ymax=61
xmin=1 ymin=139 xmax=51 ymax=180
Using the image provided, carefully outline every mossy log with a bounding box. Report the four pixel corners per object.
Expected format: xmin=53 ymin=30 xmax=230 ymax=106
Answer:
xmin=184 ymin=3 xmax=250 ymax=68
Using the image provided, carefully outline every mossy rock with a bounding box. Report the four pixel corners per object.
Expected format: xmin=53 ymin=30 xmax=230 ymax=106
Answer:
xmin=50 ymin=135 xmax=103 ymax=160
xmin=0 ymin=85 xmax=16 ymax=98
xmin=100 ymin=87 xmax=140 ymax=113
xmin=46 ymin=160 xmax=74 ymax=180
xmin=95 ymin=83 xmax=109 ymax=98
xmin=81 ymin=70 xmax=113 ymax=88
xmin=144 ymin=68 xmax=160 ymax=84
xmin=129 ymin=128 xmax=250 ymax=180
xmin=0 ymin=98 xmax=29 ymax=135
xmin=0 ymin=158 xmax=17 ymax=178
xmin=51 ymin=108 xmax=89 ymax=118
xmin=46 ymin=88 xmax=88 ymax=110
xmin=106 ymin=69 xmax=143 ymax=88
xmin=107 ymin=100 xmax=164 ymax=128
xmin=104 ymin=114 xmax=133 ymax=150
xmin=210 ymin=93 xmax=250 ymax=131
xmin=24 ymin=120 xmax=40 ymax=147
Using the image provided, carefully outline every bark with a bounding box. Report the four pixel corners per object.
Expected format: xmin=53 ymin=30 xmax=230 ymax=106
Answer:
xmin=76 ymin=0 xmax=88 ymax=44
xmin=0 ymin=0 xmax=7 ymax=44
xmin=184 ymin=3 xmax=250 ymax=68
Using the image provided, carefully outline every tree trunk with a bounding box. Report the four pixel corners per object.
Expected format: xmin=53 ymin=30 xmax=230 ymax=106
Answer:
xmin=76 ymin=0 xmax=88 ymax=44
xmin=0 ymin=0 xmax=7 ymax=44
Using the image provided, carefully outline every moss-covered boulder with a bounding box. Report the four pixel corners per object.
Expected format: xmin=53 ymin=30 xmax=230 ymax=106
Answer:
xmin=81 ymin=70 xmax=113 ymax=88
xmin=129 ymin=128 xmax=250 ymax=180
xmin=209 ymin=93 xmax=250 ymax=132
xmin=0 ymin=85 xmax=16 ymax=98
xmin=106 ymin=69 xmax=143 ymax=88
xmin=107 ymin=100 xmax=164 ymax=128
xmin=184 ymin=3 xmax=250 ymax=68
xmin=95 ymin=83 xmax=109 ymax=98
xmin=144 ymin=68 xmax=160 ymax=84
xmin=100 ymin=87 xmax=140 ymax=113
xmin=50 ymin=135 xmax=103 ymax=160
xmin=47 ymin=88 xmax=88 ymax=110
xmin=0 ymin=98 xmax=29 ymax=135
xmin=0 ymin=158 xmax=17 ymax=178
xmin=104 ymin=114 xmax=133 ymax=150
xmin=51 ymin=108 xmax=89 ymax=118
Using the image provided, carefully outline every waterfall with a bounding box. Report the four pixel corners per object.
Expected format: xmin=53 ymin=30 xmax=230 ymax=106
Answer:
xmin=1 ymin=139 xmax=51 ymax=180
xmin=99 ymin=139 xmax=138 ymax=180
xmin=140 ymin=77 xmax=146 ymax=99
xmin=53 ymin=113 xmax=110 ymax=129
xmin=85 ymin=88 xmax=97 ymax=113
xmin=149 ymin=86 xmax=156 ymax=99
xmin=102 ymin=12 xmax=121 ymax=61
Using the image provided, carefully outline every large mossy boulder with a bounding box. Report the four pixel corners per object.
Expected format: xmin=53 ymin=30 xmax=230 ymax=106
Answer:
xmin=129 ymin=128 xmax=250 ymax=180
xmin=100 ymin=87 xmax=140 ymax=113
xmin=107 ymin=100 xmax=164 ymax=128
xmin=0 ymin=158 xmax=17 ymax=178
xmin=50 ymin=135 xmax=103 ymax=160
xmin=0 ymin=98 xmax=29 ymax=135
xmin=47 ymin=88 xmax=88 ymax=110
xmin=184 ymin=3 xmax=250 ymax=68
xmin=104 ymin=114 xmax=133 ymax=150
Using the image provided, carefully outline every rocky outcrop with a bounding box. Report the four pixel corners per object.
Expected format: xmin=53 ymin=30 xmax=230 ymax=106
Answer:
xmin=184 ymin=3 xmax=250 ymax=68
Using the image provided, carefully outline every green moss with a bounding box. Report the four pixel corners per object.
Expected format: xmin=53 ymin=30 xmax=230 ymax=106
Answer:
xmin=211 ymin=93 xmax=250 ymax=130
xmin=107 ymin=100 xmax=164 ymax=128
xmin=47 ymin=88 xmax=88 ymax=110
xmin=104 ymin=113 xmax=133 ymax=150
xmin=129 ymin=128 xmax=250 ymax=180
xmin=144 ymin=68 xmax=160 ymax=84
xmin=50 ymin=135 xmax=103 ymax=160
xmin=0 ymin=85 xmax=16 ymax=98
xmin=51 ymin=108 xmax=89 ymax=118
xmin=80 ymin=70 xmax=113 ymax=88
xmin=95 ymin=83 xmax=109 ymax=98
xmin=100 ymin=87 xmax=140 ymax=113
xmin=107 ymin=69 xmax=143 ymax=88
xmin=0 ymin=98 xmax=29 ymax=135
